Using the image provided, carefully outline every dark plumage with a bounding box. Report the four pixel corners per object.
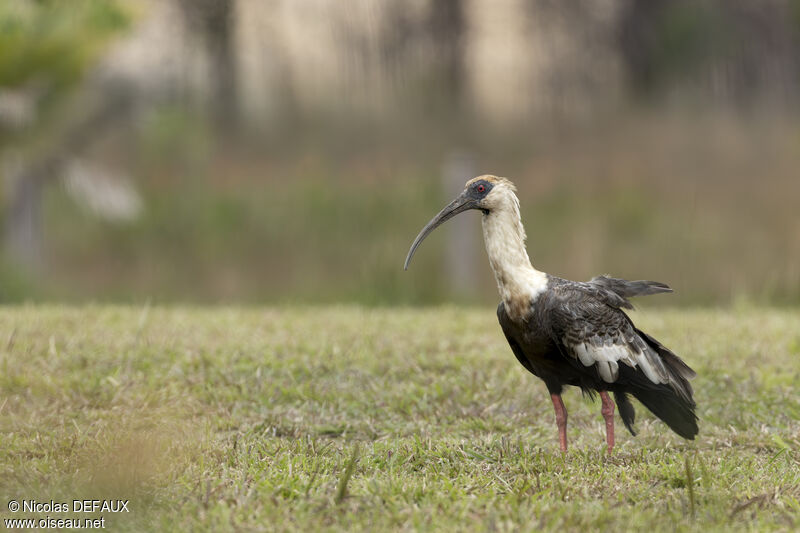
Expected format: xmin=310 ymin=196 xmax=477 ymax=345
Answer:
xmin=404 ymin=175 xmax=698 ymax=453
xmin=497 ymin=275 xmax=698 ymax=442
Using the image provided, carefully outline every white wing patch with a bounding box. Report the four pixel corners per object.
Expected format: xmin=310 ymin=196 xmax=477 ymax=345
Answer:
xmin=566 ymin=337 xmax=670 ymax=384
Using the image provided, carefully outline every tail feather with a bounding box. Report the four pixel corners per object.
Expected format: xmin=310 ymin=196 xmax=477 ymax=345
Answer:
xmin=631 ymin=385 xmax=698 ymax=440
xmin=625 ymin=330 xmax=699 ymax=440
xmin=637 ymin=329 xmax=696 ymax=404
xmin=638 ymin=329 xmax=697 ymax=381
xmin=614 ymin=391 xmax=637 ymax=436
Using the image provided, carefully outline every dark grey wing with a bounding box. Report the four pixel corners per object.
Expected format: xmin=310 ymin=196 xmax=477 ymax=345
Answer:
xmin=542 ymin=279 xmax=698 ymax=439
xmin=545 ymin=282 xmax=673 ymax=386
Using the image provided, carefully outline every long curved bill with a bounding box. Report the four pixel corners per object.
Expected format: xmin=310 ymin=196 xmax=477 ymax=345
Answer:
xmin=404 ymin=191 xmax=476 ymax=270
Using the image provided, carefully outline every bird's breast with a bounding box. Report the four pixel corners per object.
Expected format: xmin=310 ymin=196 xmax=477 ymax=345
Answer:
xmin=502 ymin=294 xmax=534 ymax=322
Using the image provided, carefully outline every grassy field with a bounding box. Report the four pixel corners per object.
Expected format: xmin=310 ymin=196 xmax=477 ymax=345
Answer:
xmin=1 ymin=306 xmax=799 ymax=531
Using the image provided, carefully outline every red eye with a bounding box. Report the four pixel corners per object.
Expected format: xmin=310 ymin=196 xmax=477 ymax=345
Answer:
xmin=477 ymin=184 xmax=485 ymax=193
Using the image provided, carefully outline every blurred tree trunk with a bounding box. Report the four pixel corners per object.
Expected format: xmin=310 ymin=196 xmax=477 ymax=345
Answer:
xmin=3 ymin=85 xmax=132 ymax=270
xmin=4 ymin=166 xmax=45 ymax=270
xmin=429 ymin=0 xmax=465 ymax=95
xmin=179 ymin=0 xmax=239 ymax=129
xmin=617 ymin=0 xmax=670 ymax=94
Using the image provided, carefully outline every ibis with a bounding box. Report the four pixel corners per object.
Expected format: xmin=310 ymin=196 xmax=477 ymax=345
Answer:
xmin=404 ymin=175 xmax=698 ymax=453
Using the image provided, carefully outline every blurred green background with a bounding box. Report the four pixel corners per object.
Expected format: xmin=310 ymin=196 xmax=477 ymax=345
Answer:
xmin=1 ymin=0 xmax=799 ymax=306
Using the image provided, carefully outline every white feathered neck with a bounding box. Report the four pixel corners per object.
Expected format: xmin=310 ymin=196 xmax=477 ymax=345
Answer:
xmin=479 ymin=181 xmax=547 ymax=321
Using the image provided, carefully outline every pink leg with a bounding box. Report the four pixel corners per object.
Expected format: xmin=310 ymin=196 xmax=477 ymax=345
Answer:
xmin=599 ymin=391 xmax=615 ymax=454
xmin=550 ymin=394 xmax=568 ymax=452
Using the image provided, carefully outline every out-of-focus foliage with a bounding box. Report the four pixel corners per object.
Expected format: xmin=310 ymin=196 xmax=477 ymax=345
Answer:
xmin=0 ymin=0 xmax=128 ymax=89
xmin=1 ymin=0 xmax=799 ymax=305
xmin=32 ymin=108 xmax=799 ymax=307
xmin=0 ymin=0 xmax=129 ymax=149
xmin=621 ymin=0 xmax=800 ymax=100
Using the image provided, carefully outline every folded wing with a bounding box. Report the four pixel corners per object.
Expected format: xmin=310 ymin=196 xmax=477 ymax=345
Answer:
xmin=547 ymin=279 xmax=693 ymax=404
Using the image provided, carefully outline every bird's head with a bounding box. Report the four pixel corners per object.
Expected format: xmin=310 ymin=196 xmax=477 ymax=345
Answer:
xmin=404 ymin=175 xmax=517 ymax=270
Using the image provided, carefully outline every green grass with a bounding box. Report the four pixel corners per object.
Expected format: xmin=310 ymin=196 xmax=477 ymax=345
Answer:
xmin=1 ymin=306 xmax=799 ymax=531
